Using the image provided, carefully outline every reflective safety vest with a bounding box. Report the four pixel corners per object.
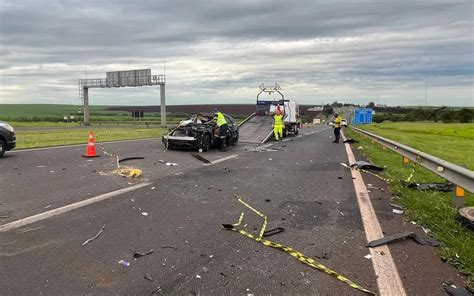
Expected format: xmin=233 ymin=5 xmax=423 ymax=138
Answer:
xmin=274 ymin=114 xmax=283 ymax=126
xmin=216 ymin=112 xmax=227 ymax=127
xmin=334 ymin=116 xmax=342 ymax=128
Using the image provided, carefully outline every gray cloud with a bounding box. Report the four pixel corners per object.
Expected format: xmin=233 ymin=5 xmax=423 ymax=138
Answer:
xmin=0 ymin=0 xmax=473 ymax=106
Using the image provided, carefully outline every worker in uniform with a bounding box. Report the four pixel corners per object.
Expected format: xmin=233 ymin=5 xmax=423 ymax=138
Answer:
xmin=213 ymin=108 xmax=228 ymax=150
xmin=332 ymin=112 xmax=342 ymax=143
xmin=273 ymin=112 xmax=284 ymax=141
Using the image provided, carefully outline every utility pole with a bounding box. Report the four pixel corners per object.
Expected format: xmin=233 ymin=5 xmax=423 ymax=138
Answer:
xmin=425 ymin=76 xmax=428 ymax=107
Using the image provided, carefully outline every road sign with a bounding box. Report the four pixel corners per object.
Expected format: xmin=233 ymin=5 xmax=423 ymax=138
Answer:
xmin=353 ymin=108 xmax=373 ymax=124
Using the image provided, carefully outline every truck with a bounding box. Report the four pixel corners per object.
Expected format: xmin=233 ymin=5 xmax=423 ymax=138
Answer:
xmin=269 ymin=99 xmax=301 ymax=136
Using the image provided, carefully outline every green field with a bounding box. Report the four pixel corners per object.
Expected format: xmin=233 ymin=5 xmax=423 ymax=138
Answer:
xmin=15 ymin=127 xmax=167 ymax=149
xmin=359 ymin=122 xmax=474 ymax=170
xmin=345 ymin=125 xmax=474 ymax=288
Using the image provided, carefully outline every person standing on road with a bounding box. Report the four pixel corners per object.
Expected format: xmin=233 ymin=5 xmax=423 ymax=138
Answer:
xmin=332 ymin=113 xmax=342 ymax=143
xmin=213 ymin=108 xmax=228 ymax=150
xmin=273 ymin=112 xmax=284 ymax=141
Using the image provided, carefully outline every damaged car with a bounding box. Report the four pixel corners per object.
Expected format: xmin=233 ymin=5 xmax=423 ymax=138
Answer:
xmin=162 ymin=112 xmax=239 ymax=151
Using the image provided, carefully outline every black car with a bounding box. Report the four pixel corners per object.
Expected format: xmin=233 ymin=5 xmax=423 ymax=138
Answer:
xmin=0 ymin=121 xmax=16 ymax=158
xmin=162 ymin=112 xmax=239 ymax=151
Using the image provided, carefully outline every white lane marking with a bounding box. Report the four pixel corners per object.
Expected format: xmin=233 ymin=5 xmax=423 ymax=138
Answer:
xmin=0 ymin=182 xmax=151 ymax=232
xmin=296 ymin=135 xmax=303 ymax=138
xmin=282 ymin=139 xmax=290 ymax=142
xmin=342 ymin=133 xmax=406 ymax=295
xmin=208 ymin=154 xmax=239 ymax=165
xmin=11 ymin=137 xmax=160 ymax=153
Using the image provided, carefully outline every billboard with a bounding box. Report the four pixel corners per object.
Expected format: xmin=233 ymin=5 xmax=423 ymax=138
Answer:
xmin=106 ymin=69 xmax=151 ymax=87
xmin=353 ymin=108 xmax=373 ymax=125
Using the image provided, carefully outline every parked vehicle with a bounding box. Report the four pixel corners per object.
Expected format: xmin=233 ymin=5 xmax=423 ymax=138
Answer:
xmin=162 ymin=112 xmax=239 ymax=151
xmin=0 ymin=121 xmax=16 ymax=158
xmin=341 ymin=119 xmax=348 ymax=126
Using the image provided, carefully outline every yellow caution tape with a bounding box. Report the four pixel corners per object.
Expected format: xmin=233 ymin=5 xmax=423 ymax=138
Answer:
xmin=223 ymin=197 xmax=376 ymax=295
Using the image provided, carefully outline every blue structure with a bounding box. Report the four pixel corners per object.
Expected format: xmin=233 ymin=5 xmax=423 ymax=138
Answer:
xmin=353 ymin=108 xmax=373 ymax=125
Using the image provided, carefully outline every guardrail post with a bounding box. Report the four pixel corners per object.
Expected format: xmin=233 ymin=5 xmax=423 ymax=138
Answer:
xmin=452 ymin=185 xmax=465 ymax=208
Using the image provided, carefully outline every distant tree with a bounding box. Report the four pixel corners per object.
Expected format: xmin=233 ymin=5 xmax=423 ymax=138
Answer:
xmin=322 ymin=104 xmax=334 ymax=116
xmin=367 ymin=102 xmax=375 ymax=108
xmin=457 ymin=108 xmax=473 ymax=123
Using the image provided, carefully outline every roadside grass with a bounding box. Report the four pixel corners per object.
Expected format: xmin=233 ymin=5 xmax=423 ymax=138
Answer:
xmin=359 ymin=122 xmax=474 ymax=170
xmin=15 ymin=127 xmax=167 ymax=149
xmin=344 ymin=127 xmax=474 ymax=288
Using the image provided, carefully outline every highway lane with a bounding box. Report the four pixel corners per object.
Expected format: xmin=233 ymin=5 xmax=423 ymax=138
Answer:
xmin=0 ymin=125 xmax=467 ymax=295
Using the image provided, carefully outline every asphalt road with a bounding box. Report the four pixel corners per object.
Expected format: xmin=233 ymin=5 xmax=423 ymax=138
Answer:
xmin=0 ymin=125 xmax=467 ymax=295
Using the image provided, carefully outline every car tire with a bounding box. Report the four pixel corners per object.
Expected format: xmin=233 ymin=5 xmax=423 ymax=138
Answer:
xmin=231 ymin=133 xmax=239 ymax=146
xmin=0 ymin=139 xmax=5 ymax=158
xmin=201 ymin=134 xmax=211 ymax=152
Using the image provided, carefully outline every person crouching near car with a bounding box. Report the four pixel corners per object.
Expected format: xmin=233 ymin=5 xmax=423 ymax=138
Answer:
xmin=213 ymin=108 xmax=228 ymax=151
xmin=332 ymin=113 xmax=342 ymax=143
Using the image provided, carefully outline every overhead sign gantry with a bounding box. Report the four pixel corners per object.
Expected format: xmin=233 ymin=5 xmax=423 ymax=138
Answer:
xmin=78 ymin=69 xmax=166 ymax=125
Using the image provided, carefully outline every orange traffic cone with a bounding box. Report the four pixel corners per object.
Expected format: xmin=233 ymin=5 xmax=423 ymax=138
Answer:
xmin=82 ymin=131 xmax=100 ymax=158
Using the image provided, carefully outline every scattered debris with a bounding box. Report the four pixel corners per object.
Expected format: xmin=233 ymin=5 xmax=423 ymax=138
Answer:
xmin=0 ymin=212 xmax=12 ymax=219
xmin=223 ymin=167 xmax=231 ymax=173
xmin=407 ymin=182 xmax=453 ymax=192
xmin=141 ymin=212 xmax=149 ymax=216
xmin=337 ymin=177 xmax=343 ymax=179
xmin=191 ymin=153 xmax=212 ymax=164
xmin=357 ymin=146 xmax=363 ymax=150
xmin=43 ymin=205 xmax=52 ymax=209
xmin=115 ymin=166 xmax=143 ymax=178
xmin=196 ymin=274 xmax=201 ymax=279
xmin=166 ymin=162 xmax=178 ymax=166
xmin=133 ymin=249 xmax=154 ymax=258
xmin=36 ymin=165 xmax=45 ymax=168
xmin=366 ymin=231 xmax=440 ymax=248
xmin=151 ymin=187 xmax=156 ymax=190
xmin=458 ymin=207 xmax=474 ymax=230
xmin=118 ymin=157 xmax=145 ymax=163
xmin=150 ymin=287 xmax=162 ymax=295
xmin=392 ymin=209 xmax=404 ymax=215
xmin=262 ymin=227 xmax=285 ymax=238
xmin=390 ymin=203 xmax=404 ymax=211
xmin=82 ymin=224 xmax=106 ymax=246
xmin=264 ymin=199 xmax=271 ymax=202
xmin=340 ymin=163 xmax=351 ymax=169
xmin=364 ymin=254 xmax=372 ymax=259
xmin=161 ymin=245 xmax=178 ymax=250
xmin=350 ymin=161 xmax=384 ymax=171
xmin=410 ymin=221 xmax=417 ymax=225
xmin=144 ymin=273 xmax=154 ymax=282
xmin=343 ymin=138 xmax=359 ymax=143
xmin=118 ymin=260 xmax=130 ymax=267
xmin=268 ymin=158 xmax=272 ymax=161
xmin=443 ymin=282 xmax=473 ymax=296
xmin=422 ymin=227 xmax=432 ymax=234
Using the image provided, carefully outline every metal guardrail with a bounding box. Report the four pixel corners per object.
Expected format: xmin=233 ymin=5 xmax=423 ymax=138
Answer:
xmin=350 ymin=126 xmax=474 ymax=193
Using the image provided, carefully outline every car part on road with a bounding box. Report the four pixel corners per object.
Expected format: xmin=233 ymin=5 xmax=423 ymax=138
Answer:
xmin=366 ymin=231 xmax=440 ymax=248
xmin=343 ymin=138 xmax=359 ymax=143
xmin=118 ymin=260 xmax=130 ymax=267
xmin=406 ymin=182 xmax=454 ymax=192
xmin=443 ymin=283 xmax=474 ymax=296
xmin=161 ymin=245 xmax=178 ymax=250
xmin=144 ymin=273 xmax=154 ymax=282
xmin=262 ymin=227 xmax=285 ymax=238
xmin=133 ymin=249 xmax=154 ymax=258
xmin=350 ymin=161 xmax=384 ymax=172
xmin=392 ymin=209 xmax=404 ymax=215
xmin=223 ymin=197 xmax=375 ymax=295
xmin=457 ymin=207 xmax=474 ymax=230
xmin=82 ymin=224 xmax=106 ymax=246
xmin=191 ymin=153 xmax=212 ymax=164
xmin=118 ymin=156 xmax=145 ymax=163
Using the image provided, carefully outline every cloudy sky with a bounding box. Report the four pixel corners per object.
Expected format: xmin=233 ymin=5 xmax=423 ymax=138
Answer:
xmin=0 ymin=0 xmax=473 ymax=106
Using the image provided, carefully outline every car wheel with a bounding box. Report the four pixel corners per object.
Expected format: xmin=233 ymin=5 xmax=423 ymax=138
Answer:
xmin=201 ymin=134 xmax=211 ymax=152
xmin=0 ymin=139 xmax=5 ymax=158
xmin=231 ymin=133 xmax=239 ymax=146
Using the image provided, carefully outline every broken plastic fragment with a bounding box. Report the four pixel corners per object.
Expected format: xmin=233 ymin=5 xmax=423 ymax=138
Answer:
xmin=118 ymin=260 xmax=130 ymax=267
xmin=141 ymin=212 xmax=149 ymax=216
xmin=392 ymin=209 xmax=404 ymax=215
xmin=364 ymin=254 xmax=372 ymax=259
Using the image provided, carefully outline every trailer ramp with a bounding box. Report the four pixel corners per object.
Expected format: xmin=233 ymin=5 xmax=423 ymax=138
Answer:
xmin=238 ymin=114 xmax=274 ymax=144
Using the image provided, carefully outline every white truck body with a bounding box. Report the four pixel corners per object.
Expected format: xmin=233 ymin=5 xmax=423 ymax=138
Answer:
xmin=269 ymin=100 xmax=301 ymax=135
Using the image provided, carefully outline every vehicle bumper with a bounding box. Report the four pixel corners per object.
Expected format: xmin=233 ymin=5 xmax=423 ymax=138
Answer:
xmin=7 ymin=134 xmax=16 ymax=150
xmin=162 ymin=135 xmax=199 ymax=148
